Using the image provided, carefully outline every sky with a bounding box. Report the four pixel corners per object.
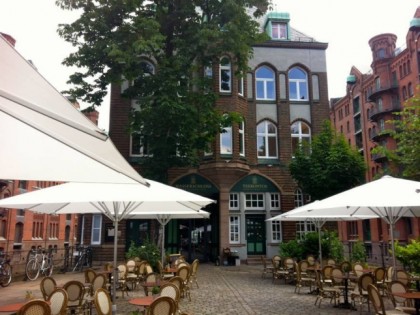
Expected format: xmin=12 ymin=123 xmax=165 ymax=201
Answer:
xmin=1 ymin=0 xmax=419 ymax=131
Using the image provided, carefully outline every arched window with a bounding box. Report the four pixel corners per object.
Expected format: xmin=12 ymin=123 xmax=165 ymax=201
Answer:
xmin=220 ymin=114 xmax=232 ymax=154
xmin=256 ymin=66 xmax=275 ymax=100
xmin=294 ymin=188 xmax=304 ymax=207
xmin=291 ymin=121 xmax=311 ymax=155
xmin=257 ymin=120 xmax=278 ymax=158
xmin=219 ymin=57 xmax=232 ymax=92
xmin=288 ymin=67 xmax=308 ymax=101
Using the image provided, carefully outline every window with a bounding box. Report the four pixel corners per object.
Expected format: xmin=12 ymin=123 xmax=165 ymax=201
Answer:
xmin=291 ymin=121 xmax=311 ymax=155
xmin=0 ymin=219 xmax=6 ymax=239
xmin=220 ymin=118 xmax=232 ymax=155
xmin=377 ymin=48 xmax=385 ymax=59
xmin=229 ymin=216 xmax=240 ymax=244
xmin=239 ymin=121 xmax=245 ymax=156
xmin=270 ymin=193 xmax=280 ymax=210
xmin=375 ymin=77 xmax=380 ymax=90
xmin=14 ymin=222 xmax=23 ymax=245
xmin=271 ymin=22 xmax=287 ymax=39
xmin=288 ymin=67 xmax=308 ymax=101
xmin=257 ymin=121 xmax=278 ymax=158
xmin=296 ymin=221 xmax=316 ymax=240
xmin=237 ymin=75 xmax=244 ymax=96
xmin=245 ymin=193 xmax=264 ymax=210
xmin=271 ymin=220 xmax=282 ymax=242
xmin=130 ymin=132 xmax=150 ymax=157
xmin=219 ymin=57 xmax=231 ymax=92
xmin=256 ymin=66 xmax=275 ymax=100
xmin=91 ymin=214 xmax=102 ymax=245
xmin=408 ymin=83 xmax=413 ymax=97
xmin=229 ymin=193 xmax=239 ymax=210
xmin=294 ymin=188 xmax=304 ymax=207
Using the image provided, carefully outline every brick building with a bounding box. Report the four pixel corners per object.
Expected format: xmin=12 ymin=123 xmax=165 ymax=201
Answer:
xmin=329 ymin=7 xmax=420 ymax=265
xmin=104 ymin=10 xmax=330 ymax=263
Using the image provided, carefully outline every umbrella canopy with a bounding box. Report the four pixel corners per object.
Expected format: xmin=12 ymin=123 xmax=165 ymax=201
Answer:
xmin=0 ymin=34 xmax=147 ymax=185
xmin=0 ymin=179 xmax=215 ymax=308
xmin=273 ymin=176 xmax=420 ymax=275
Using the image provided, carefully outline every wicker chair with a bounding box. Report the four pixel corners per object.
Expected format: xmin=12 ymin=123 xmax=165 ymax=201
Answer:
xmin=374 ymin=267 xmax=387 ymax=296
xmin=368 ymin=284 xmax=406 ymax=315
xmin=84 ymin=268 xmax=96 ymax=284
xmin=176 ymin=265 xmax=191 ymax=301
xmin=147 ymin=296 xmax=176 ymax=315
xmin=388 ymin=280 xmax=416 ymax=314
xmin=117 ymin=263 xmax=129 ymax=298
xmin=160 ymin=282 xmax=181 ymax=313
xmin=353 ymin=262 xmax=364 ymax=278
xmin=314 ymin=270 xmax=341 ymax=308
xmin=294 ymin=261 xmax=315 ymax=294
xmin=189 ymin=259 xmax=200 ymax=288
xmin=351 ymin=273 xmax=375 ymax=314
xmin=169 ymin=276 xmax=184 ymax=298
xmin=91 ymin=273 xmax=107 ymax=296
xmin=396 ymin=270 xmax=411 ymax=287
xmin=40 ymin=276 xmax=57 ymax=300
xmin=47 ymin=288 xmax=68 ymax=315
xmin=18 ymin=299 xmax=51 ymax=315
xmin=63 ymin=280 xmax=87 ymax=315
xmin=94 ymin=288 xmax=112 ymax=315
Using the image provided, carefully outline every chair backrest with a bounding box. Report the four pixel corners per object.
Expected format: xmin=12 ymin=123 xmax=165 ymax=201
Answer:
xmin=374 ymin=267 xmax=386 ymax=283
xmin=145 ymin=272 xmax=159 ymax=284
xmin=331 ymin=267 xmax=344 ymax=285
xmin=147 ymin=296 xmax=176 ymax=315
xmin=322 ymin=265 xmax=333 ymax=280
xmin=63 ymin=280 xmax=85 ymax=305
xmin=84 ymin=268 xmax=96 ymax=284
xmin=367 ymin=284 xmax=385 ymax=314
xmin=326 ymin=258 xmax=335 ymax=266
xmin=272 ymin=255 xmax=281 ymax=269
xmin=126 ymin=259 xmax=136 ymax=273
xmin=117 ymin=264 xmax=127 ymax=280
xmin=283 ymin=257 xmax=294 ymax=270
xmin=191 ymin=259 xmax=199 ymax=276
xmin=306 ymin=255 xmax=316 ymax=266
xmin=48 ymin=288 xmax=68 ymax=315
xmin=389 ymin=280 xmax=410 ymax=306
xmin=18 ymin=299 xmax=51 ymax=315
xmin=340 ymin=261 xmax=352 ymax=273
xmin=94 ymin=288 xmax=112 ymax=315
xmin=145 ymin=264 xmax=153 ymax=275
xmin=177 ymin=266 xmax=190 ymax=283
xmin=169 ymin=276 xmax=184 ymax=292
xmin=353 ymin=262 xmax=364 ymax=277
xmin=358 ymin=273 xmax=375 ymax=293
xmin=92 ymin=273 xmax=107 ymax=293
xmin=40 ymin=276 xmax=57 ymax=300
xmin=386 ymin=265 xmax=394 ymax=280
xmin=396 ymin=270 xmax=410 ymax=286
xmin=298 ymin=260 xmax=309 ymax=274
xmin=160 ymin=282 xmax=180 ymax=303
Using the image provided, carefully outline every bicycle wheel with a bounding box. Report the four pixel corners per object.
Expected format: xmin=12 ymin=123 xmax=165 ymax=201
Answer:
xmin=25 ymin=259 xmax=40 ymax=281
xmin=0 ymin=263 xmax=12 ymax=287
xmin=72 ymin=256 xmax=82 ymax=272
xmin=44 ymin=260 xmax=53 ymax=277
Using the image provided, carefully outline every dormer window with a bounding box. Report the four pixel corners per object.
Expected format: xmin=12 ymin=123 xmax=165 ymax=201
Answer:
xmin=271 ymin=23 xmax=287 ymax=40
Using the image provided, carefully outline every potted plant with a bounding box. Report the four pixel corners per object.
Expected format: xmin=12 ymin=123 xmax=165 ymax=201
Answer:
xmin=151 ymin=286 xmax=160 ymax=298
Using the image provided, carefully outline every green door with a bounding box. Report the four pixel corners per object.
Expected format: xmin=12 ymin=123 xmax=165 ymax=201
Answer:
xmin=246 ymin=215 xmax=266 ymax=255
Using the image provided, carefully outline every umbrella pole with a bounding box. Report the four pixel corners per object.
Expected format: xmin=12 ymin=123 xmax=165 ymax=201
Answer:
xmin=390 ymin=222 xmax=397 ymax=280
xmin=162 ymin=223 xmax=165 ymax=266
xmin=318 ymin=227 xmax=323 ymax=270
xmin=112 ymin=219 xmax=118 ymax=314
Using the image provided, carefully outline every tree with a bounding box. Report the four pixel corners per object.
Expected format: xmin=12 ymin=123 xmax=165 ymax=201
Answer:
xmin=55 ymin=0 xmax=270 ymax=181
xmin=373 ymin=86 xmax=420 ymax=180
xmin=289 ymin=120 xmax=366 ymax=200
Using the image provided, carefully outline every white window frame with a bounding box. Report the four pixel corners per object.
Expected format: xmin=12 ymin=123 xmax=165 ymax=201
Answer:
xmin=245 ymin=193 xmax=265 ymax=210
xmin=271 ymin=22 xmax=287 ymax=39
xmin=288 ymin=67 xmax=308 ymax=101
xmin=229 ymin=215 xmax=240 ymax=244
xmin=271 ymin=220 xmax=282 ymax=242
xmin=269 ymin=193 xmax=280 ymax=210
xmin=238 ymin=76 xmax=244 ymax=96
xmin=91 ymin=214 xmax=103 ymax=245
xmin=291 ymin=121 xmax=311 ymax=156
xmin=219 ymin=57 xmax=232 ymax=92
xmin=239 ymin=121 xmax=245 ymax=157
xmin=294 ymin=188 xmax=304 ymax=208
xmin=130 ymin=132 xmax=150 ymax=157
xmin=257 ymin=121 xmax=278 ymax=159
xmin=255 ymin=66 xmax=275 ymax=100
xmin=229 ymin=193 xmax=239 ymax=210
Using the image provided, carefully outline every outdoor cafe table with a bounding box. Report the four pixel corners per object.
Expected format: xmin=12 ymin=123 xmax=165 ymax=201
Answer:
xmin=334 ymin=273 xmax=357 ymax=310
xmin=0 ymin=302 xmax=25 ymax=314
xmin=129 ymin=296 xmax=154 ymax=314
xmin=392 ymin=292 xmax=420 ymax=315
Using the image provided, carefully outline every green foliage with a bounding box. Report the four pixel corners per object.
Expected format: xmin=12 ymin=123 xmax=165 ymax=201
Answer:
xmin=350 ymin=240 xmax=367 ymax=263
xmin=372 ymin=86 xmax=420 ymax=180
xmin=126 ymin=239 xmax=160 ymax=270
xmin=289 ymin=120 xmax=366 ymax=200
xmin=55 ymin=0 xmax=270 ymax=180
xmin=279 ymin=230 xmax=343 ymax=262
xmin=393 ymin=239 xmax=420 ymax=274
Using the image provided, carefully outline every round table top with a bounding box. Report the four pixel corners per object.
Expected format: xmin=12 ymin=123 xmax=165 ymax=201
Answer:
xmin=129 ymin=296 xmax=154 ymax=307
xmin=0 ymin=302 xmax=25 ymax=312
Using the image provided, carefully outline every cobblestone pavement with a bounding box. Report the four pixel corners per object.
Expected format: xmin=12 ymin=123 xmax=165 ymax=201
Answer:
xmin=0 ymin=263 xmax=390 ymax=315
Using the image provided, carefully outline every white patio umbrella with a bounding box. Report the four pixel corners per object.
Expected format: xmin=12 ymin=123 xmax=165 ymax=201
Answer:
xmin=0 ymin=34 xmax=148 ymax=185
xmin=0 ymin=179 xmax=215 ymax=311
xmin=274 ymin=176 xmax=420 ymax=276
xmin=127 ymin=210 xmax=211 ymax=265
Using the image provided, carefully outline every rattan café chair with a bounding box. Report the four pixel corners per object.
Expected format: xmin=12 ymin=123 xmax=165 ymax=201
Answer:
xmin=147 ymin=296 xmax=176 ymax=315
xmin=94 ymin=288 xmax=112 ymax=315
xmin=40 ymin=276 xmax=57 ymax=301
xmin=47 ymin=288 xmax=68 ymax=315
xmin=18 ymin=299 xmax=51 ymax=315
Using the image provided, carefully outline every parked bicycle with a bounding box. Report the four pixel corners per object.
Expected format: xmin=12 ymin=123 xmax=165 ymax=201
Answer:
xmin=0 ymin=252 xmax=12 ymax=287
xmin=25 ymin=248 xmax=54 ymax=281
xmin=72 ymin=245 xmax=92 ymax=272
